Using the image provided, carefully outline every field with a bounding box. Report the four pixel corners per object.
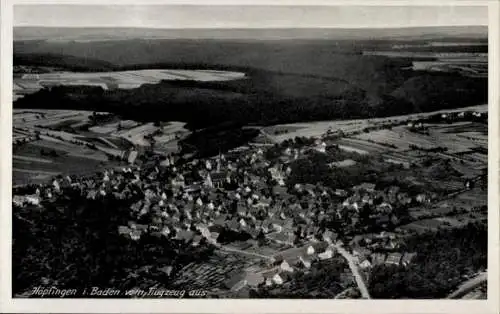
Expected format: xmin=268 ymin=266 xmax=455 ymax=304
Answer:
xmin=14 ymin=31 xmax=488 ymax=133
xmin=14 ymin=69 xmax=247 ymax=100
xmin=12 ymin=139 xmax=113 ymax=185
xmin=88 ymin=120 xmax=139 ymax=134
xmin=355 ymin=127 xmax=437 ymax=151
xmin=12 ymin=108 xmax=194 ymax=185
xmin=13 ymin=109 xmax=93 ymax=129
xmin=261 ymin=104 xmax=487 ymax=144
xmin=400 ymin=211 xmax=486 ymax=235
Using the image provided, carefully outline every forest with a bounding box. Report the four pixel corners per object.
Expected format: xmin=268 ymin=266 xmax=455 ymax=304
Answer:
xmin=14 ymin=36 xmax=488 ymax=132
xmin=12 ymin=188 xmax=214 ymax=297
xmin=368 ymin=222 xmax=487 ymax=298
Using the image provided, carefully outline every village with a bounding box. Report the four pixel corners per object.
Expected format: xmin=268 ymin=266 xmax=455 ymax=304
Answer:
xmin=12 ymin=105 xmax=488 ymax=298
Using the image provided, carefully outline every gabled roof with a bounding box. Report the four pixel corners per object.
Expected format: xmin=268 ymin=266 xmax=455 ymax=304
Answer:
xmin=386 ymin=252 xmax=403 ymax=265
xmin=401 ymin=252 xmax=417 ymax=265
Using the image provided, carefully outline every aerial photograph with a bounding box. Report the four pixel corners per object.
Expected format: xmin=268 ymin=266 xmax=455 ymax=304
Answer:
xmin=12 ymin=4 xmax=488 ymax=299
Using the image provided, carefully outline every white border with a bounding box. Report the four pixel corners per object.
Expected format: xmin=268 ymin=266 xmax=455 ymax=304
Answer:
xmin=1 ymin=0 xmax=499 ymax=313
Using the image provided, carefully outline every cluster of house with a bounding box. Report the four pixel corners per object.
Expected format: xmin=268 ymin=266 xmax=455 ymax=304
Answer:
xmin=222 ymin=236 xmax=417 ymax=295
xmin=13 ymin=135 xmax=437 ymax=251
xmin=222 ymin=241 xmax=340 ymax=293
xmin=13 ymin=131 xmax=432 ymax=298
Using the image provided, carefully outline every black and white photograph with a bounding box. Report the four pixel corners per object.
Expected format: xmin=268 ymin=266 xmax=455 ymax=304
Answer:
xmin=1 ymin=0 xmax=499 ymax=312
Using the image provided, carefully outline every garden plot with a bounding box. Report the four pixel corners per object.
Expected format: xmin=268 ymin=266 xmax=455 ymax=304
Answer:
xmin=335 ymin=138 xmax=391 ymax=154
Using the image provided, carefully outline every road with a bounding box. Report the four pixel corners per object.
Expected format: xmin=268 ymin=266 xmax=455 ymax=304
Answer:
xmin=333 ymin=243 xmax=371 ymax=299
xmin=447 ymin=271 xmax=487 ymax=299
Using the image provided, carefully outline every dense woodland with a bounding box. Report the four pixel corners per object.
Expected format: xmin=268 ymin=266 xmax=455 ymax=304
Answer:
xmin=12 ymin=189 xmax=214 ymax=297
xmin=13 ymin=39 xmax=487 ymax=156
xmin=369 ymin=222 xmax=487 ymax=298
xmin=14 ymin=38 xmax=487 ymax=131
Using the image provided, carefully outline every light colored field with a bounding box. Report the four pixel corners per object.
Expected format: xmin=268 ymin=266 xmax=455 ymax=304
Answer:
xmin=13 ymin=69 xmax=246 ymax=96
xmin=262 ymin=104 xmax=487 ymax=143
xmin=336 ymin=138 xmax=392 ymax=154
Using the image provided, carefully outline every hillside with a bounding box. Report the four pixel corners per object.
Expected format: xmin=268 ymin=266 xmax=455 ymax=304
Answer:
xmin=13 ymin=32 xmax=488 ymax=137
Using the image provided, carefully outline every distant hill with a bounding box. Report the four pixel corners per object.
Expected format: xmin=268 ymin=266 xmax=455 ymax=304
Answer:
xmin=13 ymin=26 xmax=488 ymax=138
xmin=14 ymin=26 xmax=487 ymax=41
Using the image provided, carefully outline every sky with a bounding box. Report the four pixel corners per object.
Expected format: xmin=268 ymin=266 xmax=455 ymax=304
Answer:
xmin=14 ymin=5 xmax=488 ymax=29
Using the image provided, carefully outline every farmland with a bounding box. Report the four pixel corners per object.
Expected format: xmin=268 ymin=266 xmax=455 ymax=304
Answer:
xmin=262 ymin=104 xmax=487 ymax=144
xmin=12 ymin=108 xmax=191 ymax=185
xmin=13 ymin=140 xmax=110 ymax=185
xmin=13 ymin=69 xmax=247 ymax=100
xmin=14 ymin=32 xmax=487 ymax=133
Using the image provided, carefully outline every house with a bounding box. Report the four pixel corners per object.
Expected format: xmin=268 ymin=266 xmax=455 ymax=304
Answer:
xmin=272 ymin=273 xmax=284 ymax=285
xmin=371 ymin=253 xmax=386 ymax=266
xmin=130 ymin=230 xmax=142 ymax=241
xmin=280 ymin=260 xmax=294 ymax=273
xmin=239 ymin=218 xmax=248 ymax=228
xmin=359 ymin=259 xmax=372 ymax=270
xmin=12 ymin=195 xmax=25 ymax=207
xmin=25 ymin=195 xmax=40 ymax=206
xmin=304 ymin=243 xmax=317 ymax=256
xmin=318 ymin=248 xmax=334 ymax=260
xmin=385 ymin=253 xmax=403 ymax=266
xmin=415 ymin=194 xmax=429 ymax=204
xmin=401 ymin=252 xmax=417 ymax=267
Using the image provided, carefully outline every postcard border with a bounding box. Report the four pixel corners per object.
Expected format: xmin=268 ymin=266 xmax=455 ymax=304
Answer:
xmin=1 ymin=0 xmax=499 ymax=313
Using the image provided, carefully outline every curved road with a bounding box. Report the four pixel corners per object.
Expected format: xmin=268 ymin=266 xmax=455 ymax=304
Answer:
xmin=333 ymin=244 xmax=371 ymax=299
xmin=447 ymin=272 xmax=487 ymax=299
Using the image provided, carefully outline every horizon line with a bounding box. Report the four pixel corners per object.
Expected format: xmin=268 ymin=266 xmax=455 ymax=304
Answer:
xmin=14 ymin=24 xmax=488 ymax=30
